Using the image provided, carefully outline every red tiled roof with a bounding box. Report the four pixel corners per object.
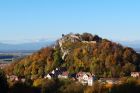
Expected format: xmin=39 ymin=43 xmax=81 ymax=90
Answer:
xmin=62 ymin=71 xmax=69 ymax=76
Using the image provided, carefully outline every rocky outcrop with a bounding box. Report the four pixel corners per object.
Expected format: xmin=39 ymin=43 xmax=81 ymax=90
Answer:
xmin=57 ymin=33 xmax=101 ymax=60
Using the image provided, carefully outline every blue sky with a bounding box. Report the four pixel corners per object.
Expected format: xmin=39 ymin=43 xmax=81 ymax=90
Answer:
xmin=0 ymin=0 xmax=140 ymax=43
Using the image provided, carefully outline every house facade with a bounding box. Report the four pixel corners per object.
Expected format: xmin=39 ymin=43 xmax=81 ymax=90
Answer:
xmin=58 ymin=71 xmax=69 ymax=79
xmin=44 ymin=67 xmax=67 ymax=79
xmin=44 ymin=68 xmax=96 ymax=86
xmin=76 ymin=72 xmax=95 ymax=86
xmin=131 ymin=72 xmax=140 ymax=78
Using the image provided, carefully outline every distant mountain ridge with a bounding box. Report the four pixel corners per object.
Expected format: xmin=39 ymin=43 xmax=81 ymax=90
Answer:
xmin=0 ymin=41 xmax=54 ymax=51
xmin=117 ymin=40 xmax=140 ymax=52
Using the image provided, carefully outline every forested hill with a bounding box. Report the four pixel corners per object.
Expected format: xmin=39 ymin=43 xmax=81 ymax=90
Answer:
xmin=5 ymin=33 xmax=140 ymax=78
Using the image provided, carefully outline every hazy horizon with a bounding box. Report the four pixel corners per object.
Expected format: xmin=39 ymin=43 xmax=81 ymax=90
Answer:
xmin=0 ymin=0 xmax=140 ymax=43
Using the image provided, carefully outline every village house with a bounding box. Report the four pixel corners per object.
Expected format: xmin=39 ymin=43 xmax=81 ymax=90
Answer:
xmin=0 ymin=63 xmax=10 ymax=69
xmin=58 ymin=71 xmax=69 ymax=79
xmin=76 ymin=72 xmax=96 ymax=86
xmin=7 ymin=75 xmax=19 ymax=82
xmin=99 ymin=78 xmax=120 ymax=85
xmin=21 ymin=78 xmax=26 ymax=83
xmin=44 ymin=73 xmax=55 ymax=79
xmin=10 ymin=75 xmax=18 ymax=82
xmin=7 ymin=75 xmax=26 ymax=83
xmin=44 ymin=67 xmax=67 ymax=79
xmin=18 ymin=76 xmax=26 ymax=83
xmin=44 ymin=68 xmax=96 ymax=86
xmin=131 ymin=72 xmax=140 ymax=78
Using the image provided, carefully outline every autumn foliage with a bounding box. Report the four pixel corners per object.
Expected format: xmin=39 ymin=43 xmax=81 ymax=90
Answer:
xmin=5 ymin=33 xmax=140 ymax=78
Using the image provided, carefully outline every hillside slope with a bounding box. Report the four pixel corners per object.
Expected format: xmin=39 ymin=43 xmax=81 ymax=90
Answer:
xmin=5 ymin=33 xmax=140 ymax=78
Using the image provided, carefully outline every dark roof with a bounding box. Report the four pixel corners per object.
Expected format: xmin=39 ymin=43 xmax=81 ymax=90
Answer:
xmin=54 ymin=70 xmax=61 ymax=76
xmin=69 ymin=73 xmax=76 ymax=78
xmin=49 ymin=73 xmax=55 ymax=77
xmin=48 ymin=67 xmax=68 ymax=77
xmin=59 ymin=67 xmax=67 ymax=72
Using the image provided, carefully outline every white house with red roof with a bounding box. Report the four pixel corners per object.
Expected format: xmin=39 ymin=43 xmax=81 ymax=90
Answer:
xmin=131 ymin=72 xmax=140 ymax=78
xmin=76 ymin=72 xmax=96 ymax=86
xmin=58 ymin=71 xmax=69 ymax=79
